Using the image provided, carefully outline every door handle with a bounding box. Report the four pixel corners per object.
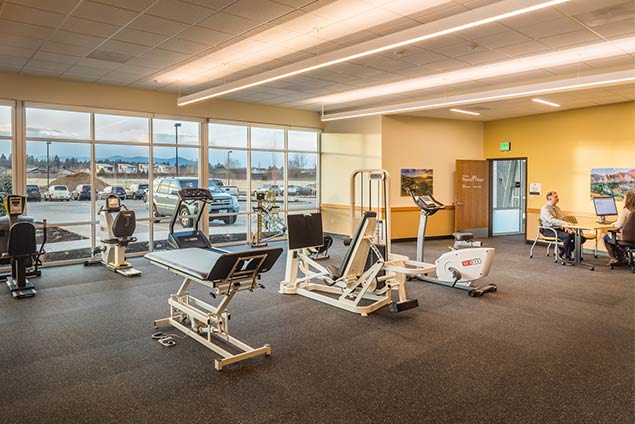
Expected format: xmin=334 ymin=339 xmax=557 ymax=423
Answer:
xmin=455 ymin=202 xmax=464 ymax=206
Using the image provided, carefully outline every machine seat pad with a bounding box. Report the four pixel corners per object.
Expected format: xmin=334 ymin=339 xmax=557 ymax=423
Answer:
xmin=327 ymin=264 xmax=341 ymax=280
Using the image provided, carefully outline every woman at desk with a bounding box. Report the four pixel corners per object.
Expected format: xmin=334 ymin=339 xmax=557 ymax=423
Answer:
xmin=603 ymin=191 xmax=635 ymax=266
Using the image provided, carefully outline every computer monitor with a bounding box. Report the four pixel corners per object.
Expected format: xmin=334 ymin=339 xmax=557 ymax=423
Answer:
xmin=593 ymin=196 xmax=618 ymax=223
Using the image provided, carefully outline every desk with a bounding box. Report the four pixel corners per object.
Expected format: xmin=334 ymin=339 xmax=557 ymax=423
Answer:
xmin=568 ymin=222 xmax=613 ymax=271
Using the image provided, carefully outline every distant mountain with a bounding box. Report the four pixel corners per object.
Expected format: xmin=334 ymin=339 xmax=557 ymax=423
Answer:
xmin=591 ymin=168 xmax=635 ymax=183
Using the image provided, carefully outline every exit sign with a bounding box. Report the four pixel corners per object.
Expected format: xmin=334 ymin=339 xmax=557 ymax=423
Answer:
xmin=500 ymin=141 xmax=511 ymax=151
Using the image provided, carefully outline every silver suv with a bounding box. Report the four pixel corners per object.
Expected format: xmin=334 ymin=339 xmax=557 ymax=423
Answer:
xmin=150 ymin=177 xmax=239 ymax=226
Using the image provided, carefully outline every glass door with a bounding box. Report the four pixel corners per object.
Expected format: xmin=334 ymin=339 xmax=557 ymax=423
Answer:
xmin=491 ymin=159 xmax=526 ymax=236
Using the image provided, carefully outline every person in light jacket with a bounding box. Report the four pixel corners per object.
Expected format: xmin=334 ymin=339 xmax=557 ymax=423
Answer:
xmin=603 ymin=191 xmax=634 ymax=266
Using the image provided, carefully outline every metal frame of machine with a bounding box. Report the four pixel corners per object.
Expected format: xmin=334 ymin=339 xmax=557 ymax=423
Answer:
xmin=280 ymin=169 xmax=421 ymax=316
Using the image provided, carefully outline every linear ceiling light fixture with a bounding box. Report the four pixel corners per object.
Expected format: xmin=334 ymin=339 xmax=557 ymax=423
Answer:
xmin=320 ymin=70 xmax=635 ymax=121
xmin=532 ymin=98 xmax=560 ymax=107
xmin=450 ymin=108 xmax=480 ymax=115
xmin=311 ymin=36 xmax=635 ymax=105
xmin=177 ymin=0 xmax=570 ymax=106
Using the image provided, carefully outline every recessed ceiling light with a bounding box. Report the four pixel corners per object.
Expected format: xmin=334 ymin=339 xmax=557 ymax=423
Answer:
xmin=532 ymin=98 xmax=560 ymax=107
xmin=177 ymin=0 xmax=570 ymax=106
xmin=450 ymin=108 xmax=480 ymax=116
xmin=320 ymin=70 xmax=635 ymax=121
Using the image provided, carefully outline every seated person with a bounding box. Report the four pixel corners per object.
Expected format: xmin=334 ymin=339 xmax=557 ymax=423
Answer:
xmin=603 ymin=191 xmax=634 ymax=266
xmin=540 ymin=191 xmax=586 ymax=261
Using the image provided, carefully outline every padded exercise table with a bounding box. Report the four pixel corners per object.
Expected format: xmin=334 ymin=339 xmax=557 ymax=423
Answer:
xmin=145 ymin=247 xmax=282 ymax=370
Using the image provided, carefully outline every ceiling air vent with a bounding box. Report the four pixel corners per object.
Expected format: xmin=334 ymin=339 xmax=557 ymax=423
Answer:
xmin=86 ymin=50 xmax=134 ymax=64
xmin=573 ymin=1 xmax=634 ymax=27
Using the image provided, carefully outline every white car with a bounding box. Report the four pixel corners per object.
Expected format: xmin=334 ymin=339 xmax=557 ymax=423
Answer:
xmin=45 ymin=185 xmax=71 ymax=201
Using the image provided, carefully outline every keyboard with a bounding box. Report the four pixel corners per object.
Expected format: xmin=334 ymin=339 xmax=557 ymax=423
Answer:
xmin=597 ymin=220 xmax=615 ymax=224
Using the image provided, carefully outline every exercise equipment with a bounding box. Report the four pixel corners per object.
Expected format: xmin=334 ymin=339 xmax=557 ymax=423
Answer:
xmin=409 ymin=191 xmax=497 ymax=297
xmin=281 ymin=170 xmax=425 ymax=316
xmin=280 ymin=211 xmax=419 ymax=315
xmin=251 ymin=191 xmax=287 ymax=247
xmin=0 ymin=195 xmax=47 ymax=298
xmin=146 ymin=246 xmax=282 ymax=370
xmin=167 ymin=188 xmax=215 ymax=250
xmin=85 ymin=195 xmax=141 ymax=277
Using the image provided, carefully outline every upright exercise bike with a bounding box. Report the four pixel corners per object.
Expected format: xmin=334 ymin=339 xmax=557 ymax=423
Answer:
xmin=85 ymin=195 xmax=141 ymax=277
xmin=410 ymin=191 xmax=497 ymax=297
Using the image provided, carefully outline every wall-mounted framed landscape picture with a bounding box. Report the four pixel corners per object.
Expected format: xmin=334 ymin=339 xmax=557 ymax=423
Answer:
xmin=401 ymin=168 xmax=433 ymax=196
xmin=590 ymin=168 xmax=635 ymax=200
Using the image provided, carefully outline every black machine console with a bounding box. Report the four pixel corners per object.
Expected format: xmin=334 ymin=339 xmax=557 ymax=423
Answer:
xmin=178 ymin=188 xmax=212 ymax=201
xmin=409 ymin=191 xmax=445 ymax=216
xmin=168 ymin=187 xmax=215 ymax=250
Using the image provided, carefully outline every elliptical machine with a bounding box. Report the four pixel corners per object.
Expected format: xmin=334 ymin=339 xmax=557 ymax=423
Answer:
xmin=409 ymin=191 xmax=497 ymax=297
xmin=0 ymin=194 xmax=47 ymax=298
xmin=85 ymin=195 xmax=141 ymax=277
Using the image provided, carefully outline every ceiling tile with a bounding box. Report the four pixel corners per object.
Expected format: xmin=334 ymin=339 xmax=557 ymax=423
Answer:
xmin=496 ymin=40 xmax=552 ymax=57
xmin=472 ymin=29 xmax=532 ymax=50
xmin=22 ymin=67 xmax=64 ymax=77
xmin=91 ymin=0 xmax=156 ymax=12
xmin=592 ymin=17 xmax=635 ymax=38
xmin=178 ymin=26 xmax=234 ymax=45
xmin=517 ymin=17 xmax=585 ymax=39
xmin=50 ymin=30 xmax=105 ymax=48
xmin=8 ymin=0 xmax=79 ymax=14
xmin=1 ymin=3 xmax=66 ymax=28
xmin=0 ymin=19 xmax=54 ymax=39
xmin=0 ymin=55 xmax=29 ymax=66
xmin=0 ymin=34 xmax=44 ymax=50
xmin=225 ymin=0 xmax=295 ymax=23
xmin=113 ymin=28 xmax=169 ymax=47
xmin=73 ymin=2 xmax=139 ymax=26
xmin=539 ymin=29 xmax=602 ymax=49
xmin=458 ymin=49 xmax=507 ymax=65
xmin=0 ymin=44 xmax=36 ymax=58
xmin=198 ymin=12 xmax=262 ymax=35
xmin=24 ymin=59 xmax=71 ymax=72
xmin=128 ymin=15 xmax=189 ymax=37
xmin=146 ymin=0 xmax=217 ymax=24
xmin=61 ymin=16 xmax=120 ymax=38
xmin=159 ymin=38 xmax=209 ymax=55
xmin=41 ymin=40 xmax=96 ymax=56
xmin=63 ymin=64 xmax=111 ymax=77
xmin=182 ymin=0 xmax=237 ymax=8
xmin=76 ymin=57 xmax=122 ymax=70
xmin=97 ymin=72 xmax=144 ymax=84
xmin=96 ymin=39 xmax=149 ymax=57
xmin=31 ymin=51 xmax=81 ymax=65
xmin=128 ymin=48 xmax=190 ymax=68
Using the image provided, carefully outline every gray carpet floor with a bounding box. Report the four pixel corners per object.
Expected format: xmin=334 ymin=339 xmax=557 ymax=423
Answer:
xmin=0 ymin=235 xmax=633 ymax=424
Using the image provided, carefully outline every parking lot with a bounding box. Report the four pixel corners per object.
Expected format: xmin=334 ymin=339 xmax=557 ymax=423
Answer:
xmin=27 ymin=196 xmax=316 ymax=253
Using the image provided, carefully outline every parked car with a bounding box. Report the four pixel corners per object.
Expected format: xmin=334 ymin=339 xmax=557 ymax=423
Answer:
xmin=99 ymin=186 xmax=126 ymax=200
xmin=255 ymin=184 xmax=283 ymax=196
xmin=222 ymin=186 xmax=240 ymax=196
xmin=287 ymin=185 xmax=300 ymax=196
xmin=306 ymin=183 xmax=317 ymax=195
xmin=126 ymin=183 xmax=148 ymax=200
xmin=26 ymin=184 xmax=41 ymax=202
xmin=150 ymin=177 xmax=239 ymax=227
xmin=45 ymin=185 xmax=71 ymax=201
xmin=211 ymin=178 xmax=224 ymax=187
xmin=72 ymin=184 xmax=92 ymax=200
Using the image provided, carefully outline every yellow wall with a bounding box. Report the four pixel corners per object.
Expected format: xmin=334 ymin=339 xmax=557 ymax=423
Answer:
xmin=381 ymin=115 xmax=484 ymax=239
xmin=0 ymin=72 xmax=321 ymax=128
xmin=320 ymin=116 xmax=382 ymax=234
xmin=484 ymin=101 xmax=635 ymax=245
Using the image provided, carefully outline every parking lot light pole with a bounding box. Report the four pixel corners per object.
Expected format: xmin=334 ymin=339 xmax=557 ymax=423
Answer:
xmin=46 ymin=141 xmax=51 ymax=189
xmin=227 ymin=150 xmax=232 ymax=185
xmin=174 ymin=123 xmax=181 ymax=177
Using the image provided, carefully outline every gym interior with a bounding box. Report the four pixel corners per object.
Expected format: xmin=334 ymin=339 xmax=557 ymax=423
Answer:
xmin=0 ymin=1 xmax=633 ymax=423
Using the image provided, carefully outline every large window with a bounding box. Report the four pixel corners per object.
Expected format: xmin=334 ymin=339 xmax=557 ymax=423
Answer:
xmin=0 ymin=105 xmax=12 ymax=216
xmin=151 ymin=118 xmax=201 ymax=250
xmin=8 ymin=104 xmax=320 ymax=267
xmin=26 ymin=140 xmax=92 ymax=261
